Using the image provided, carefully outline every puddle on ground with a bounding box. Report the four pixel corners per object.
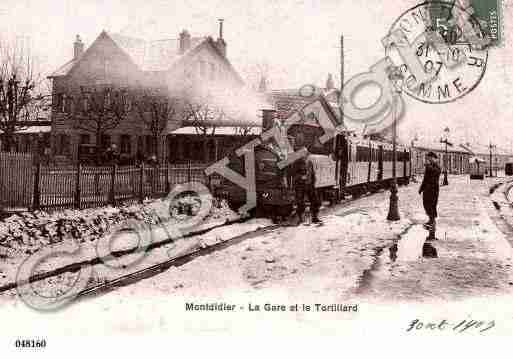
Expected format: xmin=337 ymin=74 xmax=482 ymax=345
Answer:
xmin=389 ymin=225 xmax=438 ymax=262
xmin=336 ymin=208 xmax=368 ymax=217
xmin=354 ymin=225 xmax=438 ymax=294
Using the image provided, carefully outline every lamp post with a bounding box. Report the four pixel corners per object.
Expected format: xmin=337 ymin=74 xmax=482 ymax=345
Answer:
xmin=440 ymin=127 xmax=450 ymax=186
xmin=411 ymin=133 xmax=419 ymax=176
xmin=488 ymin=142 xmax=496 ymax=177
xmin=386 ymin=66 xmax=404 ymax=221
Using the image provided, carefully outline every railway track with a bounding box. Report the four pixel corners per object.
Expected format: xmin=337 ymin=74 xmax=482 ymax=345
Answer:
xmin=75 ymin=189 xmax=391 ymax=301
xmin=1 ymin=187 xmax=391 ymax=304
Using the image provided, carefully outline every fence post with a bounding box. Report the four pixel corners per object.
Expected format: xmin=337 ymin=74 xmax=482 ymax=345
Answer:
xmin=139 ymin=163 xmax=144 ymax=203
xmin=187 ymin=160 xmax=192 ymax=183
xmin=109 ymin=164 xmax=117 ymax=206
xmin=32 ymin=162 xmax=41 ymax=210
xmin=165 ymin=163 xmax=170 ymax=193
xmin=74 ymin=163 xmax=81 ymax=209
xmin=151 ymin=164 xmax=157 ymax=196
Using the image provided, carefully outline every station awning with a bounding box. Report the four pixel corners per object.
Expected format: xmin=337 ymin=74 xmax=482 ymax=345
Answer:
xmin=0 ymin=125 xmax=51 ymax=134
xmin=170 ymin=126 xmax=261 ymax=136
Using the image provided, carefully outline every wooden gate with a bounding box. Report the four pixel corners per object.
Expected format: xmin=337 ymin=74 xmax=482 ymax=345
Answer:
xmin=0 ymin=152 xmax=34 ymax=211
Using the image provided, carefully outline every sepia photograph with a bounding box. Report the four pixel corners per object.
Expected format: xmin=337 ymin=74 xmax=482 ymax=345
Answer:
xmin=0 ymin=0 xmax=511 ymax=356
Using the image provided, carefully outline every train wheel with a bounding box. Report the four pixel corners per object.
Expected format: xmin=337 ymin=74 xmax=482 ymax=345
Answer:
xmin=227 ymin=200 xmax=242 ymax=213
xmin=351 ymin=188 xmax=361 ymax=198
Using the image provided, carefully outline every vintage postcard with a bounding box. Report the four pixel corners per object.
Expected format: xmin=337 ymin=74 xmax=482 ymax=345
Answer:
xmin=0 ymin=0 xmax=511 ymax=356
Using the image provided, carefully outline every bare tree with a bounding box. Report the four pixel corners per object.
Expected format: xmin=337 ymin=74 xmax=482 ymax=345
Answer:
xmin=68 ymin=86 xmax=129 ymax=164
xmin=182 ymin=95 xmax=226 ymax=162
xmin=133 ymin=90 xmax=179 ymax=162
xmin=0 ymin=38 xmax=46 ymax=152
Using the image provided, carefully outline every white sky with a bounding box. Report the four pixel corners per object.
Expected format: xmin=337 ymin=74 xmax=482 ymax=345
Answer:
xmin=0 ymin=0 xmax=512 ymax=152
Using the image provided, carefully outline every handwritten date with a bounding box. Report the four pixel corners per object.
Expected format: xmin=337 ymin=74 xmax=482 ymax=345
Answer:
xmin=407 ymin=319 xmax=495 ymax=333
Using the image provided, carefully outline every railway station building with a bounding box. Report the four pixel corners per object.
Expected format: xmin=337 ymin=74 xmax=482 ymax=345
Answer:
xmin=48 ymin=21 xmax=250 ymax=164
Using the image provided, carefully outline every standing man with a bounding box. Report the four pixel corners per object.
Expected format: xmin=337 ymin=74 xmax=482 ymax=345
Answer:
xmin=419 ymin=151 xmax=441 ymax=238
xmin=291 ymin=134 xmax=322 ymax=224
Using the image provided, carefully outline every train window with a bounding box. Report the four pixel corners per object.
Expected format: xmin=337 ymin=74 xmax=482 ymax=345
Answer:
xmin=357 ymin=146 xmax=367 ymax=162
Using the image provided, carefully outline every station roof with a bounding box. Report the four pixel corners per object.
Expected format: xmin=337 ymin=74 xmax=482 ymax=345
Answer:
xmin=170 ymin=126 xmax=261 ymax=136
xmin=0 ymin=125 xmax=51 ymax=134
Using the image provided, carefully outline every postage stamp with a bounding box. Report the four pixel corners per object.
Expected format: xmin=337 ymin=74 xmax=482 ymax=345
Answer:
xmin=428 ymin=0 xmax=503 ymax=46
xmin=463 ymin=0 xmax=503 ymax=46
xmin=387 ymin=1 xmax=489 ymax=104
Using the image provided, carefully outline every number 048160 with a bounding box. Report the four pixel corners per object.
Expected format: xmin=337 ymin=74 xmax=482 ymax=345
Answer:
xmin=15 ymin=339 xmax=47 ymax=348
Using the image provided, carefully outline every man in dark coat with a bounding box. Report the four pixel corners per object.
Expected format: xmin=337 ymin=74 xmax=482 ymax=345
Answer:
xmin=292 ymin=153 xmax=321 ymax=224
xmin=419 ymin=151 xmax=441 ymax=235
xmin=290 ymin=133 xmax=322 ymax=225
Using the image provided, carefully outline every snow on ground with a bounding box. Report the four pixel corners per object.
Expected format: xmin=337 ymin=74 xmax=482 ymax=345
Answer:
xmin=355 ymin=175 xmax=513 ymax=303
xmin=0 ymin=196 xmax=238 ymax=292
xmin=2 ymin=175 xmax=513 ymax=335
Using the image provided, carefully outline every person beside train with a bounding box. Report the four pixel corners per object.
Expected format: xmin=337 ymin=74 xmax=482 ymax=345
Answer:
xmin=418 ymin=151 xmax=441 ymax=237
xmin=290 ymin=135 xmax=322 ymax=224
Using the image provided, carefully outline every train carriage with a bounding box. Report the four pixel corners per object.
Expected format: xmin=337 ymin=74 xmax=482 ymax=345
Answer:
xmin=213 ymin=95 xmax=412 ymax=219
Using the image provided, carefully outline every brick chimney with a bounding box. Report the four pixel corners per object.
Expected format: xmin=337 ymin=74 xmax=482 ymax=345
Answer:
xmin=216 ymin=19 xmax=227 ymax=57
xmin=258 ymin=76 xmax=267 ymax=93
xmin=326 ymin=73 xmax=334 ymax=89
xmin=179 ymin=30 xmax=191 ymax=54
xmin=74 ymin=35 xmax=84 ymax=59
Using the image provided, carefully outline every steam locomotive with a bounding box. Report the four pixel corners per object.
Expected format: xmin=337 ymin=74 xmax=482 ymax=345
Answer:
xmin=214 ymin=96 xmax=411 ymax=219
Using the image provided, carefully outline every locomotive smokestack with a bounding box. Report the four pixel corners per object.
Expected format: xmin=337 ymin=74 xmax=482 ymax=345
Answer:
xmin=216 ymin=19 xmax=227 ymax=57
xmin=261 ymin=109 xmax=277 ymax=131
xmin=218 ymin=18 xmax=224 ymax=39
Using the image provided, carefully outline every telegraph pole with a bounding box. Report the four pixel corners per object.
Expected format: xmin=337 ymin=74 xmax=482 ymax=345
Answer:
xmin=338 ymin=34 xmax=344 ymax=116
xmin=340 ymin=35 xmax=344 ymax=100
xmin=489 ymin=142 xmax=496 ymax=177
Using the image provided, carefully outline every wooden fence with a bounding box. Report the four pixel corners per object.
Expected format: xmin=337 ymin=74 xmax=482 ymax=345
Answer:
xmin=0 ymin=152 xmax=34 ymax=210
xmin=1 ymin=155 xmax=214 ymax=212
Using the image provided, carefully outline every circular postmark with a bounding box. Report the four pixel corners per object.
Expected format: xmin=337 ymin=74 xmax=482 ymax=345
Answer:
xmin=386 ymin=1 xmax=488 ymax=104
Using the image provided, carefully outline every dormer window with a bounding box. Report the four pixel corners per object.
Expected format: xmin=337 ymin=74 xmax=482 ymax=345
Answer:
xmin=82 ymin=95 xmax=90 ymax=112
xmin=60 ymin=94 xmax=66 ymax=113
xmin=104 ymin=91 xmax=111 ymax=107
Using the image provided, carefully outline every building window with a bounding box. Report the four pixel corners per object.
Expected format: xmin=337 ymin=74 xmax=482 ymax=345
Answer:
xmin=61 ymin=95 xmax=66 ymax=113
xmin=137 ymin=136 xmax=144 ymax=155
xmin=54 ymin=93 xmax=64 ymax=112
xmin=124 ymin=95 xmax=132 ymax=112
xmin=58 ymin=134 xmax=70 ymax=155
xmin=120 ymin=134 xmax=131 ymax=155
xmin=80 ymin=134 xmax=90 ymax=145
xmin=100 ymin=134 xmax=111 ymax=151
xmin=104 ymin=91 xmax=111 ymax=107
xmin=145 ymin=135 xmax=154 ymax=156
xmin=82 ymin=95 xmax=90 ymax=112
xmin=64 ymin=95 xmax=73 ymax=113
